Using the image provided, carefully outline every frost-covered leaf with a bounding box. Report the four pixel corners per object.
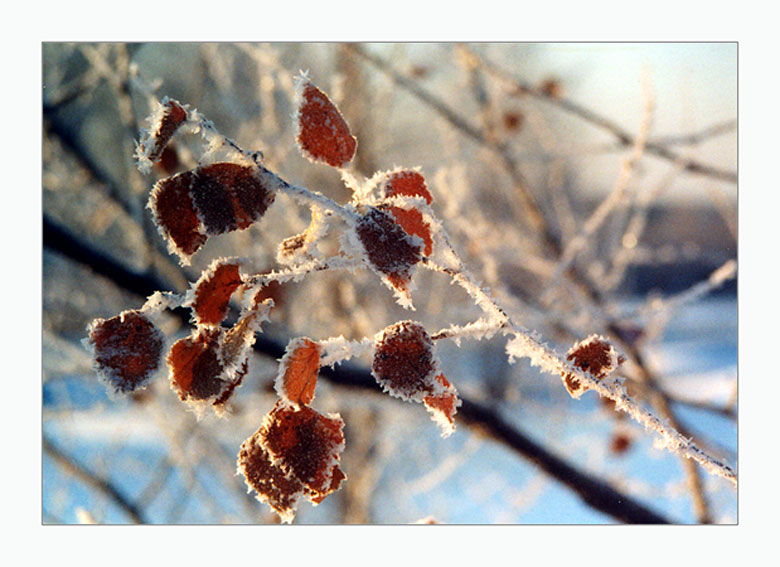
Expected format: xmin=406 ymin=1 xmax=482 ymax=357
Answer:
xmin=372 ymin=321 xmax=438 ymax=402
xmin=136 ymin=97 xmax=188 ymax=173
xmin=169 ymin=296 xmax=272 ymax=411
xmin=190 ymin=163 xmax=276 ymax=234
xmin=294 ymin=76 xmax=357 ymax=168
xmin=87 ymin=310 xmax=164 ymax=394
xmin=237 ymin=435 xmax=304 ymax=524
xmin=238 ymin=400 xmax=346 ymax=523
xmin=382 ymin=169 xmax=433 ymax=206
xmin=378 ymin=169 xmax=434 ymax=256
xmin=186 ymin=258 xmax=244 ymax=327
xmin=148 ymin=170 xmax=207 ymax=262
xmin=168 ymin=328 xmax=227 ymax=402
xmin=423 ymin=374 xmax=461 ymax=438
xmin=372 ymin=322 xmax=460 ymax=434
xmin=148 ymin=162 xmax=276 ymax=264
xmin=562 ymin=334 xmax=624 ymax=397
xmin=387 ymin=206 xmax=433 ymax=257
xmin=275 ymin=337 xmax=322 ymax=406
xmin=354 ymin=206 xmax=422 ymax=305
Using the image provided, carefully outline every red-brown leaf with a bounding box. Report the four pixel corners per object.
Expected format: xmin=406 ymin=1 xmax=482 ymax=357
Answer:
xmin=261 ymin=402 xmax=345 ymax=498
xmin=88 ymin=310 xmax=164 ymax=393
xmin=562 ymin=335 xmax=623 ymax=397
xmin=275 ymin=338 xmax=322 ymax=406
xmin=149 ymin=99 xmax=187 ymax=163
xmin=189 ymin=163 xmax=275 ymax=235
xmin=355 ymin=206 xmax=422 ymax=299
xmin=190 ymin=260 xmax=244 ymax=327
xmin=423 ymin=374 xmax=461 ymax=437
xmin=237 ymin=436 xmax=304 ymax=523
xmin=372 ymin=321 xmax=437 ymax=402
xmin=296 ymin=80 xmax=357 ymax=168
xmin=383 ymin=169 xmax=433 ymax=205
xmin=387 ymin=206 xmax=433 ymax=257
xmin=168 ymin=329 xmax=226 ymax=401
xmin=149 ymin=171 xmax=207 ymax=260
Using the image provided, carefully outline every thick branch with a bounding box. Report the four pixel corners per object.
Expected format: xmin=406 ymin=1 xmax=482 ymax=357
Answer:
xmin=44 ymin=215 xmax=672 ymax=524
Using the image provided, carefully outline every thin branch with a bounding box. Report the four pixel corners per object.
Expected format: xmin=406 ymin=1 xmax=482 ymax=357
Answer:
xmin=465 ymin=46 xmax=737 ymax=184
xmin=43 ymin=435 xmax=146 ymax=524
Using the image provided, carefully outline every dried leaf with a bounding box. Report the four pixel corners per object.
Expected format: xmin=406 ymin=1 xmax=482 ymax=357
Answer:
xmin=190 ymin=163 xmax=275 ymax=235
xmin=372 ymin=321 xmax=437 ymax=402
xmin=148 ymin=163 xmax=276 ymax=263
xmin=261 ymin=402 xmax=346 ymax=499
xmin=87 ymin=310 xmax=164 ymax=394
xmin=295 ymin=78 xmax=357 ymax=168
xmin=237 ymin=436 xmax=304 ymax=523
xmin=238 ymin=400 xmax=346 ymax=523
xmin=188 ymin=259 xmax=244 ymax=327
xmin=355 ymin=206 xmax=422 ymax=301
xmin=148 ymin=170 xmax=207 ymax=262
xmin=168 ymin=328 xmax=226 ymax=402
xmin=562 ymin=334 xmax=623 ymax=397
xmin=423 ymin=374 xmax=461 ymax=438
xmin=148 ymin=99 xmax=187 ymax=163
xmin=383 ymin=169 xmax=433 ymax=205
xmin=387 ymin=206 xmax=433 ymax=257
xmin=275 ymin=338 xmax=322 ymax=406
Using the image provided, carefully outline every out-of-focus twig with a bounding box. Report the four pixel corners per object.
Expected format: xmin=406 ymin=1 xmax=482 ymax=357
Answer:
xmin=43 ymin=435 xmax=146 ymax=524
xmin=465 ymin=46 xmax=737 ymax=184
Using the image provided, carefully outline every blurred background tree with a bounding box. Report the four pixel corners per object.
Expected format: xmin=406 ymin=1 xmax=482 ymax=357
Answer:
xmin=42 ymin=42 xmax=736 ymax=524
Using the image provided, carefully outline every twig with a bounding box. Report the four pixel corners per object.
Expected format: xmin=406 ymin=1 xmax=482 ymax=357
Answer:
xmin=467 ymin=46 xmax=737 ymax=184
xmin=43 ymin=435 xmax=146 ymax=524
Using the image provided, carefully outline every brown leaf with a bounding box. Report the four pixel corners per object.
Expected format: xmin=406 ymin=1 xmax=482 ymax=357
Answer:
xmin=295 ymin=79 xmax=357 ymax=168
xmin=88 ymin=310 xmax=164 ymax=393
xmin=275 ymin=338 xmax=322 ymax=406
xmin=355 ymin=206 xmax=422 ymax=300
xmin=238 ymin=400 xmax=346 ymax=522
xmin=148 ymin=170 xmax=207 ymax=261
xmin=189 ymin=259 xmax=244 ymax=327
xmin=383 ymin=169 xmax=433 ymax=205
xmin=423 ymin=374 xmax=461 ymax=437
xmin=190 ymin=163 xmax=275 ymax=235
xmin=168 ymin=329 xmax=226 ymax=401
xmin=562 ymin=335 xmax=623 ymax=397
xmin=372 ymin=321 xmax=437 ymax=402
xmin=148 ymin=99 xmax=187 ymax=163
xmin=237 ymin=435 xmax=304 ymax=523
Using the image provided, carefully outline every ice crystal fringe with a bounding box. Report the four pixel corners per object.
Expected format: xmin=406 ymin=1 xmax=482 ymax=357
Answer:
xmin=505 ymin=329 xmax=737 ymax=485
